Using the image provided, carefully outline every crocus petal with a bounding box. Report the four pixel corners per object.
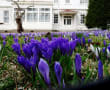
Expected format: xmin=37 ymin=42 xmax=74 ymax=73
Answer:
xmin=17 ymin=56 xmax=26 ymax=66
xmin=107 ymin=49 xmax=110 ymax=58
xmin=75 ymin=53 xmax=82 ymax=76
xmin=82 ymin=37 xmax=85 ymax=45
xmin=90 ymin=44 xmax=95 ymax=53
xmin=29 ymin=56 xmax=37 ymax=73
xmin=3 ymin=40 xmax=6 ymax=47
xmin=22 ymin=44 xmax=32 ymax=58
xmin=32 ymin=47 xmax=39 ymax=64
xmin=69 ymin=40 xmax=76 ymax=56
xmin=38 ymin=58 xmax=50 ymax=85
xmin=102 ymin=47 xmax=106 ymax=53
xmin=0 ymin=44 xmax=1 ymax=51
xmin=88 ymin=39 xmax=92 ymax=43
xmin=98 ymin=47 xmax=101 ymax=52
xmin=12 ymin=43 xmax=21 ymax=56
xmin=103 ymin=40 xmax=106 ymax=47
xmin=98 ymin=60 xmax=103 ymax=79
xmin=14 ymin=38 xmax=18 ymax=43
xmin=63 ymin=79 xmax=65 ymax=88
xmin=95 ymin=48 xmax=99 ymax=58
xmin=17 ymin=56 xmax=31 ymax=73
xmin=54 ymin=61 xmax=63 ymax=86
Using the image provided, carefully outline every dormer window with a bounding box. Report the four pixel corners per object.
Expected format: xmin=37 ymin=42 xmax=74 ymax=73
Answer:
xmin=65 ymin=0 xmax=70 ymax=3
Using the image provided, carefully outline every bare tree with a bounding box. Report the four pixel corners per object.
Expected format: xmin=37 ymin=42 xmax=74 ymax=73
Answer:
xmin=7 ymin=0 xmax=32 ymax=33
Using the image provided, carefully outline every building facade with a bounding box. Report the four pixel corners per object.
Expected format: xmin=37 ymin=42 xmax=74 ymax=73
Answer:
xmin=0 ymin=0 xmax=89 ymax=31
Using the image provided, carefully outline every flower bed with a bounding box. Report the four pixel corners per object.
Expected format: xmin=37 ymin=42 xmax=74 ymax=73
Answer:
xmin=0 ymin=30 xmax=110 ymax=89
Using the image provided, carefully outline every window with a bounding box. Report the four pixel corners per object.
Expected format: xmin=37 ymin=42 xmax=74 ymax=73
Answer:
xmin=27 ymin=8 xmax=38 ymax=22
xmin=45 ymin=13 xmax=50 ymax=22
xmin=54 ymin=0 xmax=58 ymax=3
xmin=54 ymin=14 xmax=58 ymax=23
xmin=80 ymin=14 xmax=85 ymax=24
xmin=64 ymin=16 xmax=72 ymax=25
xmin=39 ymin=8 xmax=50 ymax=22
xmin=4 ymin=11 xmax=9 ymax=23
xmin=65 ymin=0 xmax=70 ymax=3
xmin=80 ymin=0 xmax=88 ymax=4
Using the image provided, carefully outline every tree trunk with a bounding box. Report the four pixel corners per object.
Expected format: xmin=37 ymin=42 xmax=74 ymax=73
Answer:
xmin=16 ymin=17 xmax=24 ymax=33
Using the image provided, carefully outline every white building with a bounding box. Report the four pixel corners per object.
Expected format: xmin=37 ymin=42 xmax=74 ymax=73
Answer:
xmin=0 ymin=0 xmax=89 ymax=32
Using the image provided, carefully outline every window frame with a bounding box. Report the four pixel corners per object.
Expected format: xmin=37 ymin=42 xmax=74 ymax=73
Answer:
xmin=39 ymin=8 xmax=50 ymax=22
xmin=27 ymin=8 xmax=38 ymax=22
xmin=80 ymin=14 xmax=85 ymax=24
xmin=4 ymin=10 xmax=9 ymax=23
xmin=54 ymin=14 xmax=58 ymax=24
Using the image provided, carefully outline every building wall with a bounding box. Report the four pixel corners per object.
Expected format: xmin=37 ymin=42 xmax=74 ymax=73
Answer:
xmin=53 ymin=0 xmax=88 ymax=9
xmin=53 ymin=0 xmax=88 ymax=31
xmin=13 ymin=5 xmax=53 ymax=31
xmin=0 ymin=0 xmax=89 ymax=31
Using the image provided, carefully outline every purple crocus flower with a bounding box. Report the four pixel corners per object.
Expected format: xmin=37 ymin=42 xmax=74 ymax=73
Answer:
xmin=41 ymin=38 xmax=49 ymax=43
xmin=17 ymin=56 xmax=31 ymax=73
xmin=22 ymin=44 xmax=32 ymax=58
xmin=17 ymin=56 xmax=26 ymax=66
xmin=88 ymin=39 xmax=92 ymax=43
xmin=59 ymin=42 xmax=68 ymax=55
xmin=42 ymin=47 xmax=53 ymax=64
xmin=17 ymin=56 xmax=36 ymax=74
xmin=94 ymin=31 xmax=99 ymax=36
xmin=82 ymin=37 xmax=85 ymax=45
xmin=1 ymin=34 xmax=6 ymax=40
xmin=85 ymin=33 xmax=89 ymax=37
xmin=29 ymin=56 xmax=37 ymax=74
xmin=102 ymin=47 xmax=106 ymax=53
xmin=75 ymin=53 xmax=82 ymax=76
xmin=38 ymin=58 xmax=50 ymax=85
xmin=54 ymin=61 xmax=63 ymax=86
xmin=3 ymin=40 xmax=6 ymax=47
xmin=69 ymin=40 xmax=76 ymax=56
xmin=72 ymin=32 xmax=76 ymax=40
xmin=98 ymin=60 xmax=103 ymax=80
xmin=107 ymin=44 xmax=110 ymax=51
xmin=32 ymin=47 xmax=39 ymax=65
xmin=103 ymin=40 xmax=106 ymax=47
xmin=14 ymin=37 xmax=18 ymax=43
xmin=78 ymin=38 xmax=81 ymax=45
xmin=47 ymin=48 xmax=53 ymax=64
xmin=24 ymin=37 xmax=27 ymax=43
xmin=12 ymin=43 xmax=21 ymax=56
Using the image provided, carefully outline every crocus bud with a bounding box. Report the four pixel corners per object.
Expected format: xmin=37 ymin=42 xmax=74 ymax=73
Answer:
xmin=3 ymin=40 xmax=6 ymax=47
xmin=82 ymin=37 xmax=85 ymax=45
xmin=75 ymin=53 xmax=82 ymax=76
xmin=38 ymin=58 xmax=50 ymax=85
xmin=98 ymin=60 xmax=103 ymax=80
xmin=54 ymin=61 xmax=63 ymax=86
xmin=103 ymin=40 xmax=106 ymax=47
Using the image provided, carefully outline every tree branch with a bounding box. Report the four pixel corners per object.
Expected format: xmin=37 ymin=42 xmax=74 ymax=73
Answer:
xmin=20 ymin=6 xmax=33 ymax=17
xmin=10 ymin=0 xmax=20 ymax=10
xmin=7 ymin=0 xmax=34 ymax=18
